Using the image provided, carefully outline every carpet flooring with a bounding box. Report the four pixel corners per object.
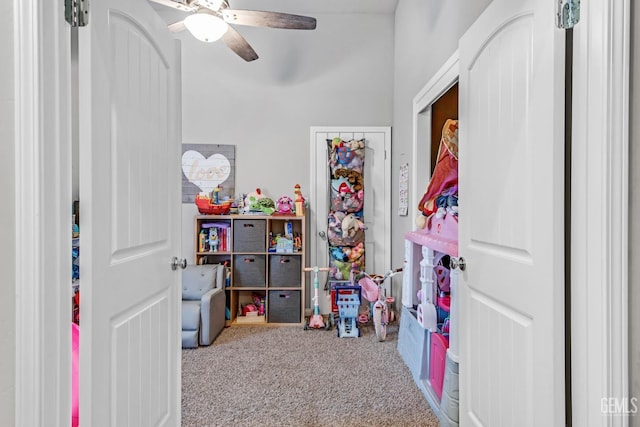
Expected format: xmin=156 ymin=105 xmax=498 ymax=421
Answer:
xmin=181 ymin=320 xmax=439 ymax=426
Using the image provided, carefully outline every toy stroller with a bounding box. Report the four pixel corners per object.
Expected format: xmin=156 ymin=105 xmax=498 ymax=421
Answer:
xmin=334 ymin=285 xmax=361 ymax=338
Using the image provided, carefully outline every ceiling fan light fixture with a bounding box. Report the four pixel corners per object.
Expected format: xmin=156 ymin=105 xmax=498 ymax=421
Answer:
xmin=184 ymin=12 xmax=228 ymax=43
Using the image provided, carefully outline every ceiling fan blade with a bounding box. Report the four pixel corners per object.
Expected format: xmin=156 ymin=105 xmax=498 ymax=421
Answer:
xmin=168 ymin=20 xmax=187 ymax=33
xmin=196 ymin=0 xmax=225 ymax=12
xmin=221 ymin=26 xmax=259 ymax=62
xmin=221 ymin=10 xmax=317 ymax=30
xmin=148 ymin=0 xmax=197 ymax=13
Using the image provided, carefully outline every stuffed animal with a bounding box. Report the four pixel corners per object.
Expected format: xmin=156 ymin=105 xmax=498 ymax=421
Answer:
xmin=327 ymin=138 xmax=365 ymax=172
xmin=276 ymin=196 xmax=293 ymax=214
xmin=208 ymin=228 xmax=218 ymax=252
xmin=244 ymin=188 xmax=265 ymax=212
xmin=348 ymin=242 xmax=365 ymax=261
xmin=328 ymin=211 xmax=343 ymax=232
xmin=331 ymin=260 xmax=352 ymax=281
xmin=341 ymin=190 xmax=365 ymax=213
xmin=330 ymin=137 xmax=344 ymax=149
xmin=333 ymin=168 xmax=363 ymax=192
xmin=346 ymin=139 xmax=365 ymax=150
xmin=330 ymin=246 xmax=349 ymax=262
xmin=246 ymin=188 xmax=275 ymax=215
xmin=252 ymin=198 xmax=275 ymax=215
xmin=341 ymin=213 xmax=365 ymax=238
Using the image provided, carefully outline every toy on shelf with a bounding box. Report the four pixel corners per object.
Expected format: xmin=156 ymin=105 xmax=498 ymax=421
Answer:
xmin=242 ymin=293 xmax=265 ymax=317
xmin=276 ymin=237 xmax=294 ymax=253
xmin=245 ymin=188 xmax=276 ymax=215
xmin=209 ymin=228 xmax=219 ymax=252
xmin=213 ymin=185 xmax=221 ymax=204
xmin=293 ymin=232 xmax=302 ymax=251
xmin=294 ymin=184 xmax=305 ymax=217
xmin=195 ymin=193 xmax=232 ymax=215
xmin=276 ymin=195 xmax=294 ymax=215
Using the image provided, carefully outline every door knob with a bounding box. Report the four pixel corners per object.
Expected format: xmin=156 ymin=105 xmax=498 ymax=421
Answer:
xmin=171 ymin=257 xmax=187 ymax=271
xmin=318 ymin=231 xmax=326 ymax=239
xmin=450 ymin=257 xmax=466 ymax=271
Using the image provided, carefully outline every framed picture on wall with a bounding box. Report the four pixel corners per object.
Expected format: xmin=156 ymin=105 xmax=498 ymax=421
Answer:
xmin=181 ymin=144 xmax=235 ymax=203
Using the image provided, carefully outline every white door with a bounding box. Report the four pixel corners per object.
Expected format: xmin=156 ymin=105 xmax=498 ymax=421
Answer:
xmin=310 ymin=127 xmax=391 ymax=314
xmin=78 ymin=0 xmax=182 ymax=425
xmin=458 ymin=0 xmax=565 ymax=425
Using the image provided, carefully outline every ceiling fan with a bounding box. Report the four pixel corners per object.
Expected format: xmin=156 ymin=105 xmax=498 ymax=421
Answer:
xmin=149 ymin=0 xmax=317 ymax=62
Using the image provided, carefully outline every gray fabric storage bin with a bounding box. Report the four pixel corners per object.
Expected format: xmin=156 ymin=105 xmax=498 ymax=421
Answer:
xmin=268 ymin=255 xmax=301 ymax=288
xmin=233 ymin=219 xmax=266 ymax=252
xmin=268 ymin=290 xmax=301 ymax=323
xmin=233 ymin=254 xmax=266 ymax=287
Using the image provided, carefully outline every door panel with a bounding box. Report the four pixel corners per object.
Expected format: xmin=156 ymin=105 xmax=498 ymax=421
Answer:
xmin=79 ymin=0 xmax=181 ymax=425
xmin=310 ymin=127 xmax=391 ymax=314
xmin=459 ymin=0 xmax=565 ymax=425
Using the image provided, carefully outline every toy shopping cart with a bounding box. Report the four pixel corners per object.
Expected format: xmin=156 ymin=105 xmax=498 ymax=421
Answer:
xmin=334 ymin=285 xmax=361 ymax=338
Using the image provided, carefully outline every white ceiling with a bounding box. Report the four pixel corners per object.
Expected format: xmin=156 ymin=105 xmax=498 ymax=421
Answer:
xmin=150 ymin=0 xmax=399 ymax=19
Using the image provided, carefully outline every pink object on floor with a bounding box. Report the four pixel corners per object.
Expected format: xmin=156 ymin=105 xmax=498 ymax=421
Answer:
xmin=308 ymin=314 xmax=325 ymax=329
xmin=429 ymin=332 xmax=449 ymax=400
xmin=72 ymin=322 xmax=79 ymax=427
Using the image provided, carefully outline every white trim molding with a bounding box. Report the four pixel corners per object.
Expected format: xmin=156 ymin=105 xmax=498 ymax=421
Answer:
xmin=571 ymin=0 xmax=630 ymax=425
xmin=14 ymin=0 xmax=72 ymax=425
xmin=411 ymin=50 xmax=459 ymax=230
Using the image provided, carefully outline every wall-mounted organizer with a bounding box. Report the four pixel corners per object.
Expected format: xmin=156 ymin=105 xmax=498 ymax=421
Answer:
xmin=398 ymin=66 xmax=460 ymax=427
xmin=194 ymin=215 xmax=305 ymax=325
xmin=325 ymin=138 xmax=366 ymax=313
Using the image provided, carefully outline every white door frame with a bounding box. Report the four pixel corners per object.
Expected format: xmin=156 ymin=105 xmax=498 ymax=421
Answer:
xmin=15 ymin=1 xmax=630 ymax=425
xmin=411 ymin=51 xmax=459 ymax=230
xmin=571 ymin=0 xmax=630 ymax=424
xmin=309 ymin=126 xmax=392 ymax=295
xmin=14 ymin=0 xmax=72 ymax=425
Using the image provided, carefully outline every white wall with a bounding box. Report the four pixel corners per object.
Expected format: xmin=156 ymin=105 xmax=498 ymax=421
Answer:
xmin=179 ymin=13 xmax=395 ymax=261
xmin=630 ymin=1 xmax=639 ymax=425
xmin=0 ymin=1 xmax=15 ymax=425
xmin=178 ymin=1 xmax=493 ymax=286
xmin=390 ymin=0 xmax=491 ymax=299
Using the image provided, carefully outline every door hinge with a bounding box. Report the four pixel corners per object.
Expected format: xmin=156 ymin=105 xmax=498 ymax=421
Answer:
xmin=65 ymin=0 xmax=88 ymax=27
xmin=556 ymin=0 xmax=580 ymax=29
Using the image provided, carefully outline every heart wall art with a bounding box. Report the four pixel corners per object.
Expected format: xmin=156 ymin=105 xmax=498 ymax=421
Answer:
xmin=181 ymin=144 xmax=235 ymax=203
